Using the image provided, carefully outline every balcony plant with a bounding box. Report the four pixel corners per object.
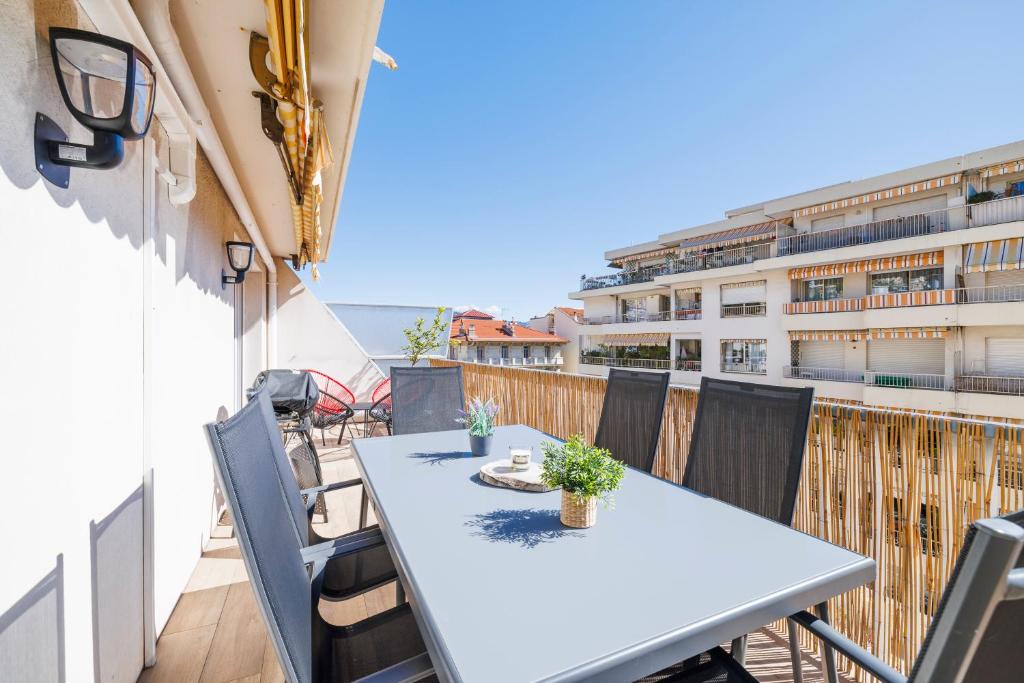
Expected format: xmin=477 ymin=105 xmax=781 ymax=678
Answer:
xmin=540 ymin=435 xmax=626 ymax=528
xmin=457 ymin=397 xmax=499 ymax=456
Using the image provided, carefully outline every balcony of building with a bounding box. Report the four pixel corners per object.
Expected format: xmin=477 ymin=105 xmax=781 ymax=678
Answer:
xmin=469 ymin=356 xmax=564 ymax=368
xmin=721 ymin=302 xmax=767 ymax=318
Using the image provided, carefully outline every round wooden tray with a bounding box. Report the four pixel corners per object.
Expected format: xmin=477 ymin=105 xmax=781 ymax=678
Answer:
xmin=479 ymin=459 xmax=555 ymax=492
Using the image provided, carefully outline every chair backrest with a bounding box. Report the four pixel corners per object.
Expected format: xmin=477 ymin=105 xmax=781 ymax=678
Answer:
xmin=594 ymin=369 xmax=670 ymax=473
xmin=206 ymin=391 xmax=313 ymax=683
xmin=306 ymin=369 xmax=355 ymax=412
xmin=390 ymin=366 xmax=465 ymax=436
xmin=372 ymin=377 xmax=392 ymax=407
xmin=909 ymin=511 xmax=1024 ymax=682
xmin=682 ymin=377 xmax=813 ymax=525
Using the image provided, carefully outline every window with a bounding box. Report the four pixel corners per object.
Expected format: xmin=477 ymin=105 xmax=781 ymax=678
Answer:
xmin=871 ymin=267 xmax=943 ymax=294
xmin=522 ymin=345 xmax=530 ymax=359
xmin=720 ymin=340 xmax=766 ymax=374
xmin=476 ymin=346 xmax=485 ymax=362
xmin=544 ymin=345 xmax=551 ymax=359
xmin=500 ymin=345 xmax=509 ymax=359
xmin=920 ymin=502 xmax=941 ymax=557
xmin=803 ymin=277 xmax=843 ymax=301
xmin=621 ymin=297 xmax=646 ymax=322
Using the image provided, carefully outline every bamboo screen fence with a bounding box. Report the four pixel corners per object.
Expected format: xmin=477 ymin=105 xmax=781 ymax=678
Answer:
xmin=431 ymin=360 xmax=1024 ymax=678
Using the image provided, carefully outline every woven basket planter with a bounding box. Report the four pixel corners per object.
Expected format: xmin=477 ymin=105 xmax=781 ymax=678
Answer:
xmin=560 ymin=490 xmax=597 ymax=528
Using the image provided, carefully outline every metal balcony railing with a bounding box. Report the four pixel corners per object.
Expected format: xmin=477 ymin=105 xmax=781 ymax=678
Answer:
xmin=674 ymin=305 xmax=702 ymax=320
xmin=865 ymin=371 xmax=950 ymax=391
xmin=783 ymin=366 xmax=865 ymax=383
xmin=720 ymin=302 xmax=766 ymax=317
xmin=955 ymin=374 xmax=1024 ymax=396
xmin=956 ymin=284 xmax=1024 ymax=304
xmin=674 ymin=359 xmax=701 ymax=372
xmin=582 ymin=309 xmax=702 ymax=324
xmin=783 ymin=284 xmax=1024 ymax=314
xmin=667 ymin=242 xmax=774 ymax=275
xmin=579 ymin=355 xmax=671 ymax=369
xmin=721 ymin=361 xmax=767 ymax=375
xmin=579 ymin=265 xmax=670 ymax=291
xmin=777 ymin=195 xmax=1024 ymax=256
xmin=474 ymin=357 xmax=564 ymax=367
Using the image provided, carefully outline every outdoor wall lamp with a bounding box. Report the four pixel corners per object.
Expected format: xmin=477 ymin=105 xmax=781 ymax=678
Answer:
xmin=222 ymin=241 xmax=255 ymax=287
xmin=35 ymin=27 xmax=156 ymax=188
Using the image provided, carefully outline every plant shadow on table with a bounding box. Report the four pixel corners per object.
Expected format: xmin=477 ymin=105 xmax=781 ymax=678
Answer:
xmin=465 ymin=509 xmax=582 ymax=549
xmin=408 ymin=451 xmax=470 ymax=466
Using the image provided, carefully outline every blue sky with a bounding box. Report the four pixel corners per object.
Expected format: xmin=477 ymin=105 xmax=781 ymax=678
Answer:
xmin=305 ymin=0 xmax=1024 ymax=321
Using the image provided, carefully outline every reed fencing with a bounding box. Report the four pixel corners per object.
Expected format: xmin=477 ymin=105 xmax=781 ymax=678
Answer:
xmin=432 ymin=359 xmax=1024 ymax=678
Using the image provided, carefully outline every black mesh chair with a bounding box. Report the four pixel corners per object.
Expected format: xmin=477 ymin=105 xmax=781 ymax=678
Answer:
xmin=215 ymin=390 xmax=399 ymax=603
xmin=206 ymin=391 xmax=434 ymax=683
xmin=389 ymin=366 xmax=465 ymax=436
xmin=666 ymin=378 xmax=814 ymax=681
xmin=594 ymin=368 xmax=670 ymax=473
xmin=660 ymin=511 xmax=1024 ymax=683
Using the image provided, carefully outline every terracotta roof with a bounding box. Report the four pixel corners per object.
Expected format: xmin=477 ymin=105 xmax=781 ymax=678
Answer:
xmin=450 ymin=319 xmax=567 ymax=343
xmin=453 ymin=308 xmax=495 ymax=320
xmin=555 ymin=307 xmax=584 ymax=321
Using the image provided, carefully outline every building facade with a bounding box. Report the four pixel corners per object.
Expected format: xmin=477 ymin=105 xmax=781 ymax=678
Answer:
xmin=526 ymin=307 xmax=584 ymax=372
xmin=571 ymin=141 xmax=1024 ymax=419
xmin=449 ymin=309 xmax=567 ymax=369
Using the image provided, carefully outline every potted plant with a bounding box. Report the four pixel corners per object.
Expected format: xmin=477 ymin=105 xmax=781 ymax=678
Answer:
xmin=457 ymin=397 xmax=499 ymax=456
xmin=540 ymin=435 xmax=626 ymax=528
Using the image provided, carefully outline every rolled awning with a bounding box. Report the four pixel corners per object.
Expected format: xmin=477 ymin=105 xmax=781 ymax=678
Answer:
xmin=720 ymin=338 xmax=766 ymax=344
xmin=613 ymin=246 xmax=678 ymax=266
xmin=793 ymin=175 xmax=960 ymax=218
xmin=676 ymin=220 xmax=779 ymax=252
xmin=964 ymin=239 xmax=1024 ymax=273
xmin=600 ymin=333 xmax=670 ymax=346
xmin=789 ymin=250 xmax=943 ymax=280
xmin=869 ymin=327 xmax=949 ymax=340
xmin=789 ymin=330 xmax=864 ymax=342
xmin=263 ymin=0 xmax=335 ymax=278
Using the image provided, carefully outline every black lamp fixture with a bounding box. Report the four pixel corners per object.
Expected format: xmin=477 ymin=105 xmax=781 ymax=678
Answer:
xmin=222 ymin=241 xmax=255 ymax=287
xmin=35 ymin=27 xmax=156 ymax=188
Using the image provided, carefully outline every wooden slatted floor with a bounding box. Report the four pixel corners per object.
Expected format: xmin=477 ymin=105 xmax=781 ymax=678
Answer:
xmin=139 ymin=424 xmax=850 ymax=683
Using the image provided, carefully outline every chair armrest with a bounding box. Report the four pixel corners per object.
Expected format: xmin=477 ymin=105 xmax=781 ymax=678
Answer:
xmin=301 ymin=527 xmax=386 ymax=565
xmin=301 ymin=478 xmax=363 ymax=515
xmin=790 ymin=611 xmax=907 ymax=683
xmin=352 ymin=652 xmax=434 ymax=683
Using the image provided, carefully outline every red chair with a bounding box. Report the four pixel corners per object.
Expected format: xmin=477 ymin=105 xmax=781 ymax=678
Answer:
xmin=305 ymin=370 xmax=356 ymax=446
xmin=367 ymin=377 xmax=392 ymax=437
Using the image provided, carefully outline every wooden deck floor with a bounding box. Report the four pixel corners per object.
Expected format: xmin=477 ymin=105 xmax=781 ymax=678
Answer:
xmin=139 ymin=424 xmax=849 ymax=683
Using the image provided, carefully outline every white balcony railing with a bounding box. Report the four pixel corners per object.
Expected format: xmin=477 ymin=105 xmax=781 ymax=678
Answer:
xmin=474 ymin=357 xmax=564 ymax=367
xmin=580 ymin=355 xmax=671 ymax=370
xmin=582 ymin=309 xmax=703 ymax=324
xmin=956 ymin=284 xmax=1024 ymax=304
xmin=865 ymin=371 xmax=950 ymax=391
xmin=783 ymin=366 xmax=865 ymax=383
xmin=955 ymin=374 xmax=1024 ymax=396
xmin=674 ymin=359 xmax=702 ymax=372
xmin=720 ymin=302 xmax=766 ymax=317
xmin=783 ymin=283 xmax=1024 ymax=314
xmin=721 ymin=361 xmax=767 ymax=375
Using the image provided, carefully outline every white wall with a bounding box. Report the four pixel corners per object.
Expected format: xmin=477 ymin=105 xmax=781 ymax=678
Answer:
xmin=0 ymin=2 xmax=259 ymax=679
xmin=275 ymin=265 xmax=384 ymax=401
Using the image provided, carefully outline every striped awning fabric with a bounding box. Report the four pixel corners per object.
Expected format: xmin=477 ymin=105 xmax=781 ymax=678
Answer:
xmin=720 ymin=338 xmax=766 ymax=344
xmin=789 ymin=330 xmax=863 ymax=342
xmin=865 ymin=290 xmax=956 ymax=309
xmin=721 ymin=279 xmax=767 ymax=290
xmin=964 ymin=239 xmax=1024 ymax=273
xmin=783 ymin=298 xmax=863 ymax=314
xmin=676 ymin=221 xmax=780 ymax=252
xmin=868 ymin=327 xmax=949 ymax=340
xmin=979 ymin=158 xmax=1024 ymax=178
xmin=788 ymin=250 xmax=943 ymax=280
xmin=263 ymin=1 xmax=335 ymax=278
xmin=614 ymin=247 xmax=678 ymax=266
xmin=600 ymin=333 xmax=670 ymax=346
xmin=793 ymin=175 xmax=960 ymax=218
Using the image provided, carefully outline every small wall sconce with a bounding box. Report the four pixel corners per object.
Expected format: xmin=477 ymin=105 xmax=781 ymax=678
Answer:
xmin=222 ymin=241 xmax=255 ymax=287
xmin=36 ymin=27 xmax=156 ymax=188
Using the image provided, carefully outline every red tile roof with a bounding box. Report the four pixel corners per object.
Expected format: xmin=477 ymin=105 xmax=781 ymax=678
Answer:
xmin=555 ymin=307 xmax=584 ymax=320
xmin=453 ymin=308 xmax=495 ymax=320
xmin=450 ymin=319 xmax=567 ymax=343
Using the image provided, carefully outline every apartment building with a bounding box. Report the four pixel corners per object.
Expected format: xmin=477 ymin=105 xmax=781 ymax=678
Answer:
xmin=570 ymin=141 xmax=1024 ymax=419
xmin=449 ymin=309 xmax=567 ymax=368
xmin=526 ymin=306 xmax=584 ymax=372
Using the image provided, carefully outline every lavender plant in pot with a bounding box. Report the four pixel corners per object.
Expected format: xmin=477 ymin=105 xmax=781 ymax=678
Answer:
xmin=458 ymin=397 xmax=499 ymax=457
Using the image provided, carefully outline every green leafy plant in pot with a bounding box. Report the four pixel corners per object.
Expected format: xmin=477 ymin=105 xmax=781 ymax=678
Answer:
xmin=457 ymin=397 xmax=499 ymax=456
xmin=540 ymin=435 xmax=626 ymax=528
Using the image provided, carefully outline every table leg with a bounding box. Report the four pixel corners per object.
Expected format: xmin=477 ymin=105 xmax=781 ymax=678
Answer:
xmin=731 ymin=635 xmax=747 ymax=665
xmin=816 ymin=601 xmax=839 ymax=683
xmin=787 ymin=618 xmax=804 ymax=683
xmin=359 ymin=488 xmax=369 ymax=529
xmin=396 ymin=580 xmax=406 ymax=605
